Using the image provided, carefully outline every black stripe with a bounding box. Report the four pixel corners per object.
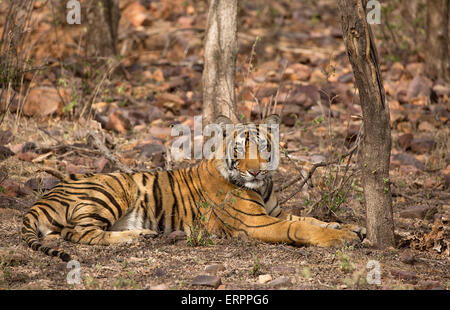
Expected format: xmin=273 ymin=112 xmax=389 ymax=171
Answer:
xmin=42 ymin=193 xmax=76 ymax=202
xmin=77 ymin=213 xmax=112 ymax=227
xmin=153 ymin=173 xmax=164 ymax=232
xmin=78 ymin=229 xmax=95 ymax=242
xmin=286 ymin=222 xmax=294 ymax=243
xmin=213 ymin=203 xmax=280 ymax=229
xmin=106 ymin=174 xmax=127 ymax=196
xmin=44 ymin=197 xmax=70 ymax=208
xmin=78 ymin=196 xmax=118 ymax=220
xmin=174 ymin=171 xmax=187 ymax=220
xmin=142 ymin=173 xmax=148 ymax=186
xmin=38 ymin=207 xmax=64 ymax=229
xmin=34 ymin=202 xmax=58 ymax=214
xmin=267 ymin=203 xmax=278 ymax=215
xmin=28 ymin=209 xmax=40 ymax=222
xmin=54 ymin=185 xmax=123 ymax=218
xmin=230 ymin=192 xmax=265 ymax=208
xmin=167 ymin=171 xmax=180 ymax=230
xmin=263 ymin=181 xmax=273 ymax=203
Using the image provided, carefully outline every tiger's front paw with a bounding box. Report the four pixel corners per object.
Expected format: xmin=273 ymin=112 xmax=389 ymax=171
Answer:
xmin=315 ymin=229 xmax=360 ymax=247
xmin=339 ymin=224 xmax=366 ymax=240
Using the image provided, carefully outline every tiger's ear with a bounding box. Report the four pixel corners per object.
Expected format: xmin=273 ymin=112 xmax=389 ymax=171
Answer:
xmin=263 ymin=114 xmax=281 ymax=126
xmin=215 ymin=115 xmax=233 ymax=126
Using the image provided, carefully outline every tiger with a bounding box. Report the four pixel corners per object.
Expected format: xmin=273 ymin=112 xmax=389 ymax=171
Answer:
xmin=22 ymin=114 xmax=362 ymax=262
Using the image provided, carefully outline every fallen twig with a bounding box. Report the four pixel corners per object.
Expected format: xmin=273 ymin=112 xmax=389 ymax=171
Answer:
xmin=277 ymin=142 xmax=360 ymax=205
xmin=37 ymin=168 xmax=65 ymax=181
xmin=88 ymin=131 xmax=134 ymax=174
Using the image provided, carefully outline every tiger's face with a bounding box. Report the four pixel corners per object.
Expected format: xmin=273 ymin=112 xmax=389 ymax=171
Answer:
xmin=214 ymin=115 xmax=280 ymax=190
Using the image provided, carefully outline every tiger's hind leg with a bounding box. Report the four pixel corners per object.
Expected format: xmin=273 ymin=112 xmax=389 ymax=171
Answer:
xmin=61 ymin=226 xmax=157 ymax=245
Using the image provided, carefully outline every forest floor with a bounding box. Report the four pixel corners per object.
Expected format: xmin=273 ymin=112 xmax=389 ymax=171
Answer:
xmin=0 ymin=0 xmax=449 ymax=290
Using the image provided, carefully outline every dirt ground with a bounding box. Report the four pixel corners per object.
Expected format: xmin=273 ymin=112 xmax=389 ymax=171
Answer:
xmin=0 ymin=0 xmax=449 ymax=290
xmin=0 ymin=118 xmax=448 ymax=290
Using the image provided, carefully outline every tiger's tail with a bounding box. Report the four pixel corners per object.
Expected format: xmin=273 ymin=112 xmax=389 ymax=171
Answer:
xmin=22 ymin=212 xmax=71 ymax=262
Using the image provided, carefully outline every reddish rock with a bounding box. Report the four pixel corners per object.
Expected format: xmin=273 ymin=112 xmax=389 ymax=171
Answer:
xmin=397 ymin=133 xmax=413 ymax=150
xmin=23 ymin=87 xmax=65 ymax=116
xmin=399 ymin=205 xmax=437 ymax=220
xmin=407 ymin=75 xmax=432 ymax=99
xmin=410 ymin=137 xmax=435 ymax=154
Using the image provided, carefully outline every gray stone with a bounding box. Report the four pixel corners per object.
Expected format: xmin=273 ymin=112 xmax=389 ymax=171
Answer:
xmin=191 ymin=274 xmax=222 ymax=289
xmin=267 ymin=276 xmax=292 ymax=288
xmin=204 ymin=264 xmax=225 ymax=275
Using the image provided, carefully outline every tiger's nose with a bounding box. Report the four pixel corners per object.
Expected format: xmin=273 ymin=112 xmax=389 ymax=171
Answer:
xmin=248 ymin=169 xmax=260 ymax=177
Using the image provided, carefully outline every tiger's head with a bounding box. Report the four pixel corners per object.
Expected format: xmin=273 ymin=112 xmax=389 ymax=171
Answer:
xmin=211 ymin=115 xmax=280 ymax=190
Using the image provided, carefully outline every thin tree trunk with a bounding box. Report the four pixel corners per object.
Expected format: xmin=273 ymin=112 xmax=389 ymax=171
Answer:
xmin=337 ymin=0 xmax=395 ymax=248
xmin=202 ymin=0 xmax=239 ymax=125
xmin=425 ymin=0 xmax=450 ymax=83
xmin=85 ymin=0 xmax=120 ymax=59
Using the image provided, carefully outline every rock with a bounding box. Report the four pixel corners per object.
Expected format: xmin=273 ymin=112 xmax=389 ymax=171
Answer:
xmin=417 ymin=281 xmax=444 ymax=290
xmin=168 ymin=230 xmax=186 ymax=243
xmin=156 ymin=93 xmax=185 ymax=112
xmin=151 ymin=268 xmax=166 ymax=278
xmin=125 ymin=106 xmax=165 ymax=125
xmin=0 ymin=130 xmax=13 ymax=145
xmin=390 ymin=269 xmax=417 ymax=281
xmin=399 ymin=205 xmax=437 ymax=220
xmin=149 ymin=126 xmax=173 ymax=140
xmin=135 ymin=143 xmax=166 ymax=158
xmin=270 ymin=266 xmax=296 ymax=274
xmin=21 ymin=142 xmax=37 ymax=153
xmin=191 ymin=275 xmax=222 ymax=289
xmin=24 ymin=177 xmax=59 ymax=192
xmin=405 ymin=63 xmax=424 ymax=77
xmin=397 ymin=133 xmax=413 ymax=150
xmin=410 ymin=137 xmax=435 ymax=154
xmin=267 ymin=276 xmax=292 ymax=288
xmin=407 ymin=75 xmax=432 ymax=99
xmin=310 ymin=68 xmax=327 ymax=84
xmin=0 ymin=146 xmax=14 ymax=161
xmin=17 ymin=152 xmax=38 ymax=162
xmin=204 ymin=264 xmax=225 ymax=275
xmin=311 ymin=154 xmax=326 ymax=164
xmin=105 ymin=111 xmax=132 ymax=134
xmin=391 ymin=152 xmax=424 ymax=170
xmin=150 ymin=283 xmax=169 ymax=290
xmin=23 ymin=87 xmax=66 ymax=116
xmin=258 ymin=274 xmax=273 ymax=284
xmin=95 ymin=157 xmax=112 ymax=173
xmin=399 ymin=250 xmax=416 ymax=265
xmin=432 ymin=84 xmax=450 ymax=97
xmin=443 ymin=174 xmax=450 ymax=190
xmin=387 ymin=62 xmax=404 ymax=81
xmin=283 ymin=63 xmax=311 ymax=81
xmin=281 ymin=104 xmax=302 ymax=126
xmin=337 ymin=72 xmax=353 ymax=83
xmin=418 ymin=121 xmax=435 ymax=132
xmin=0 ymin=87 xmax=21 ymax=113
xmin=121 ymin=1 xmax=152 ymax=27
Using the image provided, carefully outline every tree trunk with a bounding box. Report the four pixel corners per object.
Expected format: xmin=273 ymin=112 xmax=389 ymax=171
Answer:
xmin=425 ymin=0 xmax=450 ymax=83
xmin=202 ymin=0 xmax=239 ymax=125
xmin=337 ymin=0 xmax=395 ymax=248
xmin=85 ymin=0 xmax=120 ymax=59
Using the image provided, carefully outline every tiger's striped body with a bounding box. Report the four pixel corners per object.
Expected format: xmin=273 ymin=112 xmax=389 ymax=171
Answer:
xmin=22 ymin=115 xmax=360 ymax=261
